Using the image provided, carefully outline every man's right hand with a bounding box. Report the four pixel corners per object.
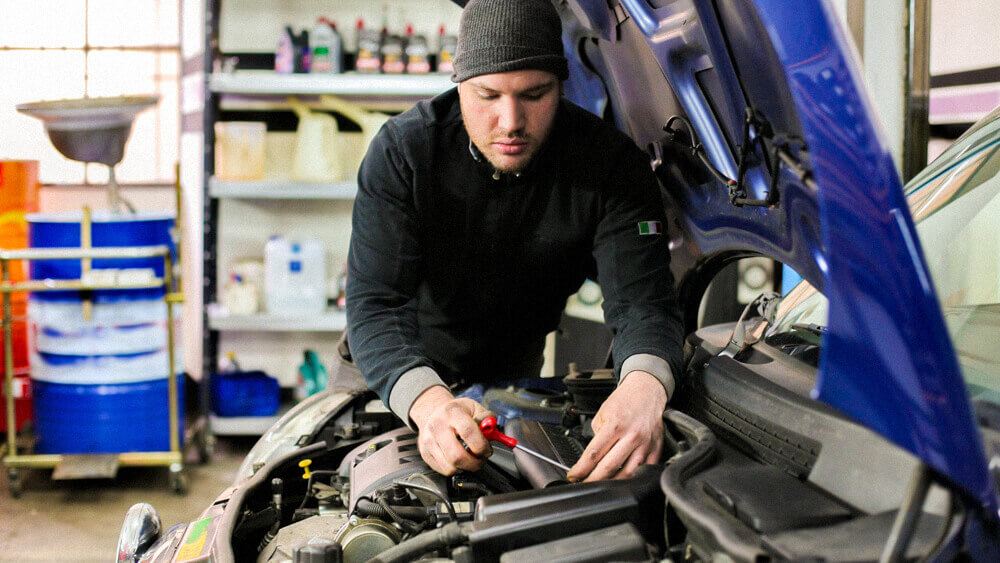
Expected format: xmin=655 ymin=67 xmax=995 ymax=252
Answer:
xmin=409 ymin=386 xmax=494 ymax=475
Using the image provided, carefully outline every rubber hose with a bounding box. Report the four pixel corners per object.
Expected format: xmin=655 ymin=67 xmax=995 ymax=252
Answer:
xmin=355 ymin=499 xmax=429 ymax=521
xmin=378 ymin=497 xmax=424 ymax=534
xmin=368 ymin=522 xmax=469 ymax=563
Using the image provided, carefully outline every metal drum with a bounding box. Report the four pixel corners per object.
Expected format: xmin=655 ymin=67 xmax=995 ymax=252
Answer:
xmin=32 ymin=375 xmax=184 ymax=454
xmin=27 ymin=211 xmax=174 ymax=302
xmin=26 ymin=211 xmax=181 ymax=454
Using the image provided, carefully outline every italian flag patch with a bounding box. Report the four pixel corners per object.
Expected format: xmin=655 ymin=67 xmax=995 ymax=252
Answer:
xmin=638 ymin=220 xmax=663 ymax=235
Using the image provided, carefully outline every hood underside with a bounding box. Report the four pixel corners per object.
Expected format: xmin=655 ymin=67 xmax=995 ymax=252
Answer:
xmin=555 ymin=0 xmax=997 ymax=512
xmin=445 ymin=0 xmax=997 ymax=511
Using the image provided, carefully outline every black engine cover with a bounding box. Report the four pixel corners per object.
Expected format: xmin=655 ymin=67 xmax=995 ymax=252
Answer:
xmin=467 ymin=465 xmax=664 ymax=562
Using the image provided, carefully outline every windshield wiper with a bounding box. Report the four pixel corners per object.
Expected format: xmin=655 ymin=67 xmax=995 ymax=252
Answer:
xmin=723 ymin=292 xmax=782 ymax=360
xmin=789 ymin=323 xmax=827 ymax=337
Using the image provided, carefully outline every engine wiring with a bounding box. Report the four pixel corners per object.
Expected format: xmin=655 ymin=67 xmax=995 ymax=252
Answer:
xmin=663 ymin=114 xmax=738 ymax=188
xmin=376 ymin=496 xmax=427 ymax=534
xmin=393 ymin=480 xmax=458 ymax=523
xmin=663 ymin=110 xmax=816 ymax=208
xmin=294 ymin=469 xmax=339 ymax=514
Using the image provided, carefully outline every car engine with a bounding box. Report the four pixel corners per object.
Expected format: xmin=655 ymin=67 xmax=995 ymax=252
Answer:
xmin=215 ymin=328 xmax=965 ymax=563
xmin=236 ymin=367 xmax=669 ymax=563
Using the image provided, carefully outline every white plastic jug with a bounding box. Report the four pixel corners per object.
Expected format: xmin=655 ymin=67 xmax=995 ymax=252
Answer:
xmin=318 ymin=95 xmax=390 ymax=173
xmin=289 ymin=97 xmax=344 ymax=182
xmin=265 ymin=236 xmax=327 ymax=316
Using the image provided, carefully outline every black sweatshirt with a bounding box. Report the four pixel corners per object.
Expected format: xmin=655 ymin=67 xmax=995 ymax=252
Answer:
xmin=346 ymin=88 xmax=684 ymax=422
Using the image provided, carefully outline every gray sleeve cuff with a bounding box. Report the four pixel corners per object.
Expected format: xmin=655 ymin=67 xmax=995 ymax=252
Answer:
xmin=620 ymin=353 xmax=675 ymax=402
xmin=388 ymin=366 xmax=448 ymax=428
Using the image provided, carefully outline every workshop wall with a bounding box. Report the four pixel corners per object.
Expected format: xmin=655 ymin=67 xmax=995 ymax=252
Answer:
xmin=930 ymin=0 xmax=999 ymax=76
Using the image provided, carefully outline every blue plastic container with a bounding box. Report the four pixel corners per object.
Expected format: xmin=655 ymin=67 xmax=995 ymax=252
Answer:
xmin=27 ymin=211 xmax=175 ymax=303
xmin=32 ymin=375 xmax=184 ymax=454
xmin=211 ymin=371 xmax=280 ymax=417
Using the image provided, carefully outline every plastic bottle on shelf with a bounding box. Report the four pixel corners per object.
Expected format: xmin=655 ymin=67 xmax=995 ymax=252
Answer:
xmin=380 ymin=4 xmax=390 ymax=43
xmin=328 ymin=22 xmax=344 ymax=73
xmin=293 ymin=28 xmax=311 ymax=73
xmin=222 ymin=273 xmax=259 ymax=316
xmin=296 ymin=350 xmax=328 ymax=401
xmin=355 ymin=18 xmax=382 ymax=73
xmin=436 ymin=25 xmax=457 ymax=74
xmin=264 ymin=236 xmax=327 ymax=316
xmin=380 ymin=32 xmax=405 ymax=74
xmin=289 ymin=96 xmax=344 ymax=182
xmin=218 ymin=350 xmax=242 ymax=373
xmin=275 ymin=26 xmax=295 ymax=74
xmin=310 ymin=18 xmax=336 ymax=73
xmin=315 ymin=95 xmax=389 ymax=173
xmin=404 ymin=24 xmax=431 ymax=74
xmin=379 ymin=8 xmax=403 ymax=75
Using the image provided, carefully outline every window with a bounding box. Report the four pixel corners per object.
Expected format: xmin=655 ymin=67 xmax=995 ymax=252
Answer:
xmin=0 ymin=0 xmax=179 ymax=185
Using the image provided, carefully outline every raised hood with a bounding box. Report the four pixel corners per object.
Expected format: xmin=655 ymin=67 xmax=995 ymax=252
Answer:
xmin=551 ymin=0 xmax=998 ymax=512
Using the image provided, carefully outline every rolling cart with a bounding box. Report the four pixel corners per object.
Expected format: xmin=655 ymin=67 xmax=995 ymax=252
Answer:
xmin=4 ymin=96 xmax=210 ymax=495
xmin=1 ymin=224 xmax=186 ymax=496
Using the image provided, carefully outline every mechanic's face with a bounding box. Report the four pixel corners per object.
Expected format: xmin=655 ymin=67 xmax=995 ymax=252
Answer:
xmin=458 ymin=69 xmax=561 ymax=174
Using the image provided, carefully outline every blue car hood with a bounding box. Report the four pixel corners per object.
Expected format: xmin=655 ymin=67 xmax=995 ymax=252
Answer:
xmin=446 ymin=0 xmax=997 ymax=511
xmin=551 ymin=0 xmax=997 ymax=512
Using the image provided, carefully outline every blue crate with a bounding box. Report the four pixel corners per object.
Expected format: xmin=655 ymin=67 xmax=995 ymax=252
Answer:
xmin=211 ymin=371 xmax=280 ymax=417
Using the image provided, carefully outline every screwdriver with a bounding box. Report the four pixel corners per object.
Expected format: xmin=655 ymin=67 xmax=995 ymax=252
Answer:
xmin=479 ymin=416 xmax=571 ymax=472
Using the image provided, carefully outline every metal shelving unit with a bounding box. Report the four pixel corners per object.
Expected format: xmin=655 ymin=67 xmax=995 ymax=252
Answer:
xmin=209 ymin=70 xmax=454 ymax=97
xmin=207 ymin=309 xmax=347 ymax=332
xmin=202 ymin=0 xmax=455 ymax=436
xmin=208 ymin=178 xmax=358 ymax=200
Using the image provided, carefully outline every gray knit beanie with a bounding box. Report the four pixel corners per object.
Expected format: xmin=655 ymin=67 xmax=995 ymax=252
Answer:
xmin=452 ymin=0 xmax=569 ymax=83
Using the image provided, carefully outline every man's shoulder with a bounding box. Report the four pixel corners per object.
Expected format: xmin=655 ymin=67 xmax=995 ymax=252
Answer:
xmin=381 ymin=87 xmax=461 ymax=146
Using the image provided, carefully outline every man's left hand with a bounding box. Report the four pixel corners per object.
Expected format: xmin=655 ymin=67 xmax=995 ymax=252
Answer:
xmin=567 ymin=371 xmax=666 ymax=482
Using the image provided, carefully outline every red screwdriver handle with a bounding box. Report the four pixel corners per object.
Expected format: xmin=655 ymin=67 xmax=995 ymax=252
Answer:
xmin=479 ymin=416 xmax=517 ymax=448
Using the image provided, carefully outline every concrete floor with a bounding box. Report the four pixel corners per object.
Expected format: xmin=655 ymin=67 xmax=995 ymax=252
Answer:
xmin=0 ymin=437 xmax=255 ymax=562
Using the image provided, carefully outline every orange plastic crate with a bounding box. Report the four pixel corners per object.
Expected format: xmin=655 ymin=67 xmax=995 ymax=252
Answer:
xmin=0 ymin=160 xmax=39 ymax=214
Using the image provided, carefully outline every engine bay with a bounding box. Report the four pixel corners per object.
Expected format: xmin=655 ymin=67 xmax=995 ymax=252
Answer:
xmin=222 ymin=328 xmax=965 ymax=563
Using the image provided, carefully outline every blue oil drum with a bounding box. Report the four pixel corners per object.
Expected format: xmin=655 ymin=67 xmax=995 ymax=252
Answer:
xmin=32 ymin=375 xmax=184 ymax=454
xmin=25 ymin=210 xmax=182 ymax=454
xmin=27 ymin=211 xmax=175 ymax=303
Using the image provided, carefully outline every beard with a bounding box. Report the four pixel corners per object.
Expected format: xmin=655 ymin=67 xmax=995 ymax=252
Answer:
xmin=472 ymin=133 xmax=539 ymax=175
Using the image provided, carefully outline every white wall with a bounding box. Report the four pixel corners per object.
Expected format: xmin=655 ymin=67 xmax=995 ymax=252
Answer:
xmin=926 ymin=0 xmax=1000 ymax=130
xmin=929 ymin=0 xmax=1000 ymax=76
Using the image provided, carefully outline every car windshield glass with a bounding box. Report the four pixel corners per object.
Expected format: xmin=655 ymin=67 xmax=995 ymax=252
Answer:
xmin=909 ymin=105 xmax=1000 ymax=190
xmin=770 ymin=114 xmax=1000 ymax=406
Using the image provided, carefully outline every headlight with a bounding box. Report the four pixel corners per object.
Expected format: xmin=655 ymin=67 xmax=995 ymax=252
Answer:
xmin=117 ymin=503 xmax=162 ymax=562
xmin=235 ymin=390 xmax=355 ymax=481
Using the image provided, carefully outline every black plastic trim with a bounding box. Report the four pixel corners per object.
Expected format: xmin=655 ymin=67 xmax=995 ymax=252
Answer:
xmin=660 ymin=409 xmax=766 ymax=560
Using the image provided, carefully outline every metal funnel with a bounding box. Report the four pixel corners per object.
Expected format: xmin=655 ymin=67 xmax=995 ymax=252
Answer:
xmin=16 ymin=96 xmax=159 ymax=166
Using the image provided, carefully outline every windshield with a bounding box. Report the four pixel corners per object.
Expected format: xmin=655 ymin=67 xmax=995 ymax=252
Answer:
xmin=770 ymin=110 xmax=1000 ymax=406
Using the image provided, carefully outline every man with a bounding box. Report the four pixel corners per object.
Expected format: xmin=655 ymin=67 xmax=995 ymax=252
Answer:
xmin=346 ymin=0 xmax=683 ymax=482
